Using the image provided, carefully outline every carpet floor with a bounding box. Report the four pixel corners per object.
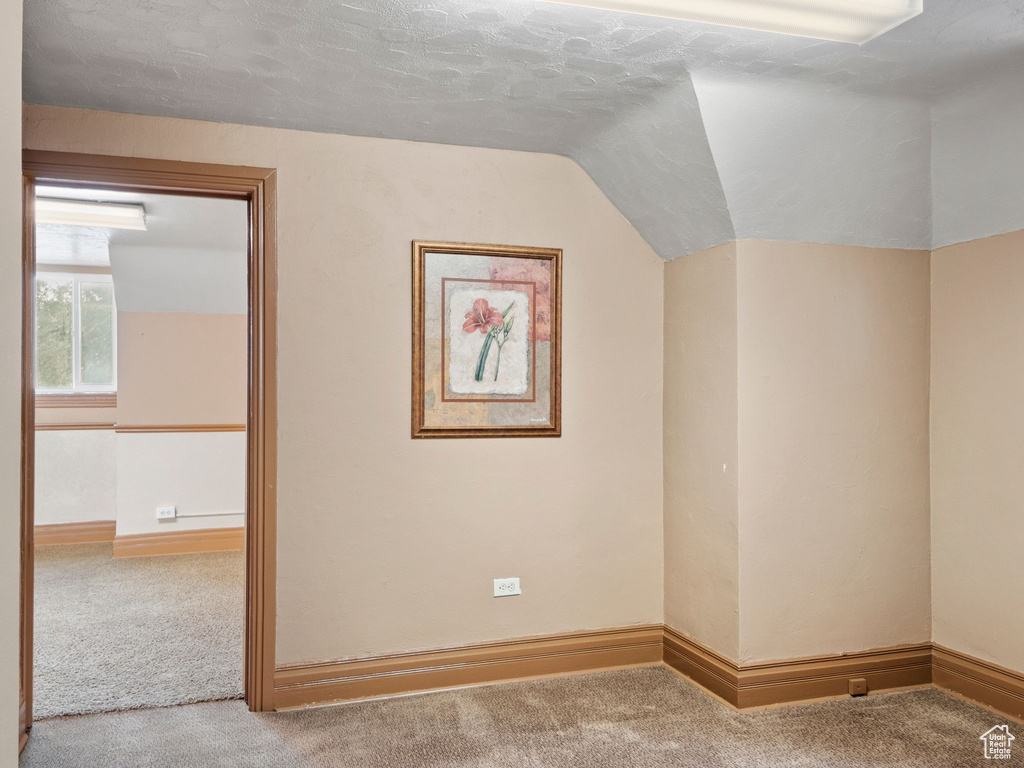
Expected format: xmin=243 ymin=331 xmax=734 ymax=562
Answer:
xmin=21 ymin=666 xmax=1021 ymax=767
xmin=33 ymin=542 xmax=244 ymax=719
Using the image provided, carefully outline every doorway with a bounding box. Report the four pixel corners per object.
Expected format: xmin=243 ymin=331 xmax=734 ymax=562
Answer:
xmin=19 ymin=152 xmax=279 ymax=750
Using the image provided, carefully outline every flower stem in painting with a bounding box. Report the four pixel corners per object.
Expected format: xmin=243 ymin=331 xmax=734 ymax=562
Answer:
xmin=493 ymin=309 xmax=515 ymax=381
xmin=463 ymin=299 xmax=516 ymax=384
xmin=474 ymin=332 xmax=494 ymax=382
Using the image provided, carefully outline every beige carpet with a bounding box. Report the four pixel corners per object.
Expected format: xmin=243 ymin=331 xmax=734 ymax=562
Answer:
xmin=21 ymin=666 xmax=1022 ymax=767
xmin=33 ymin=542 xmax=244 ymax=719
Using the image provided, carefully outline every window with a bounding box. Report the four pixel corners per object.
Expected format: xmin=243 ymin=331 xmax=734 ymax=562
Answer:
xmin=35 ymin=272 xmax=116 ymax=393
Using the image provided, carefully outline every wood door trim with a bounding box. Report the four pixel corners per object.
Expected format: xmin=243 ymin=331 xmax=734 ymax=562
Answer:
xmin=35 ymin=520 xmax=116 ymax=546
xmin=21 ymin=151 xmax=279 ymax=740
xmin=19 ymin=172 xmax=35 ymax=745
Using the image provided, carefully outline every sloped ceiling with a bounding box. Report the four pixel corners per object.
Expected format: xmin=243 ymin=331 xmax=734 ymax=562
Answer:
xmin=23 ymin=0 xmax=1024 ymax=258
xmin=931 ymin=71 xmax=1024 ymax=250
xmin=694 ymin=73 xmax=932 ymax=250
xmin=37 ymin=186 xmax=248 ymax=313
xmin=107 ymin=191 xmax=248 ymax=315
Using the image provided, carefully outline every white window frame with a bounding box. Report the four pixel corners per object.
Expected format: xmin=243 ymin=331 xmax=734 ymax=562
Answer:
xmin=35 ymin=271 xmax=117 ymax=394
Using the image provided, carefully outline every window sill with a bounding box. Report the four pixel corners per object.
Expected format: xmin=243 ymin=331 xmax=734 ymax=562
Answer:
xmin=36 ymin=393 xmax=117 ymax=408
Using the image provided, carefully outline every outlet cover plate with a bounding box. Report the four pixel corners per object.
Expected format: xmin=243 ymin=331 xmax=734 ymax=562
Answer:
xmin=493 ymin=577 xmax=521 ymax=597
xmin=156 ymin=506 xmax=177 ymax=520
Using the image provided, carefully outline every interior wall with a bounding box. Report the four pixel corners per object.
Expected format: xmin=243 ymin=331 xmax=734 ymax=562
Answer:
xmin=35 ymin=406 xmax=115 ymax=425
xmin=113 ymin=310 xmax=247 ymax=535
xmin=2 ymin=0 xmax=22 ymax=759
xmin=931 ymin=228 xmax=1024 ymax=674
xmin=736 ymin=240 xmax=931 ymax=662
xmin=115 ymin=311 xmax=246 ymax=426
xmin=34 ymin=431 xmax=116 ymax=525
xmin=31 ymin=306 xmax=246 ymax=533
xmin=23 ymin=104 xmax=666 ymax=665
xmin=116 ymin=432 xmax=246 ymax=535
xmin=663 ymin=242 xmax=739 ymax=659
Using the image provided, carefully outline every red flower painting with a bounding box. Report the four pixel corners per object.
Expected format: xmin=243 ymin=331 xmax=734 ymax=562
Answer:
xmin=462 ymin=299 xmax=504 ymax=334
xmin=462 ymin=298 xmax=515 ymax=382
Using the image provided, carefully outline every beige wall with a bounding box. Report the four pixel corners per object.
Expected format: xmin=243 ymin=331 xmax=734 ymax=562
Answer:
xmin=931 ymin=229 xmax=1024 ymax=673
xmin=116 ymin=312 xmax=246 ymax=426
xmin=23 ymin=105 xmax=666 ymax=665
xmin=663 ymin=239 xmax=932 ymax=664
xmin=1 ymin=0 xmax=20 ymax=762
xmin=663 ymin=242 xmax=739 ymax=659
xmin=736 ymin=240 xmax=932 ymax=662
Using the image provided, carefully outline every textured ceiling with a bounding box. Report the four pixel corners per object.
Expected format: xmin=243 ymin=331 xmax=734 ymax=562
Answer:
xmin=694 ymin=72 xmax=932 ymax=249
xmin=36 ymin=186 xmax=248 ymax=313
xmin=931 ymin=70 xmax=1024 ymax=249
xmin=23 ymin=0 xmax=1024 ymax=257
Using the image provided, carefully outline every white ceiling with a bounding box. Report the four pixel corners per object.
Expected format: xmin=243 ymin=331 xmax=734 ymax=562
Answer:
xmin=35 ymin=186 xmax=248 ymax=313
xmin=23 ymin=0 xmax=1024 ymax=257
xmin=931 ymin=71 xmax=1024 ymax=250
xmin=694 ymin=72 xmax=932 ymax=249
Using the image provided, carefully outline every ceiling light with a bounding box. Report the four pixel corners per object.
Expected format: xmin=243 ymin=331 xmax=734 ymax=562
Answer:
xmin=35 ymin=198 xmax=148 ymax=231
xmin=538 ymin=0 xmax=923 ymax=44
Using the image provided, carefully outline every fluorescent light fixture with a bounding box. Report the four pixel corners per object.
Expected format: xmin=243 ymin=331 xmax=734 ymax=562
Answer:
xmin=538 ymin=0 xmax=923 ymax=44
xmin=35 ymin=198 xmax=148 ymax=231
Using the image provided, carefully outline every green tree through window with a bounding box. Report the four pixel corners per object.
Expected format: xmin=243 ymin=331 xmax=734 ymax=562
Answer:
xmin=35 ymin=277 xmax=73 ymax=389
xmin=35 ymin=274 xmax=115 ymax=392
xmin=80 ymin=282 xmax=114 ymax=385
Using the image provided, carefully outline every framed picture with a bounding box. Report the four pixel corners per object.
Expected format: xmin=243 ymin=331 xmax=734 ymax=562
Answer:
xmin=412 ymin=241 xmax=562 ymax=438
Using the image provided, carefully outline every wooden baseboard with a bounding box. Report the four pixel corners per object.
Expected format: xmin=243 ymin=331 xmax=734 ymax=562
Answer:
xmin=34 ymin=520 xmax=116 ymax=546
xmin=736 ymin=642 xmax=933 ymax=709
xmin=662 ymin=626 xmax=742 ymax=705
xmin=663 ymin=626 xmax=932 ymax=709
xmin=112 ymin=526 xmax=244 ymax=558
xmin=274 ymin=624 xmax=664 ymax=709
xmin=933 ymin=644 xmax=1024 ymax=721
xmin=268 ymin=623 xmax=1021 ymax=721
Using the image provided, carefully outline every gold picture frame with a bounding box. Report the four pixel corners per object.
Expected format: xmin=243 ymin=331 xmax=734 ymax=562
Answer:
xmin=412 ymin=241 xmax=562 ymax=438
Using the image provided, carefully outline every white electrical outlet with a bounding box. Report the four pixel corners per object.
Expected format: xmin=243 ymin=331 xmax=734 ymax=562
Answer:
xmin=493 ymin=577 xmax=521 ymax=597
xmin=156 ymin=506 xmax=177 ymax=521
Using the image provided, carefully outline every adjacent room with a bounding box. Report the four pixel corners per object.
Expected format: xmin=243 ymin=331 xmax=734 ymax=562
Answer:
xmin=1 ymin=0 xmax=1022 ymax=766
xmin=31 ymin=186 xmax=249 ymax=718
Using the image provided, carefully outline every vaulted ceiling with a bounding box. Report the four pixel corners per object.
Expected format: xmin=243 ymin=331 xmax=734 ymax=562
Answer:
xmin=23 ymin=0 xmax=1024 ymax=258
